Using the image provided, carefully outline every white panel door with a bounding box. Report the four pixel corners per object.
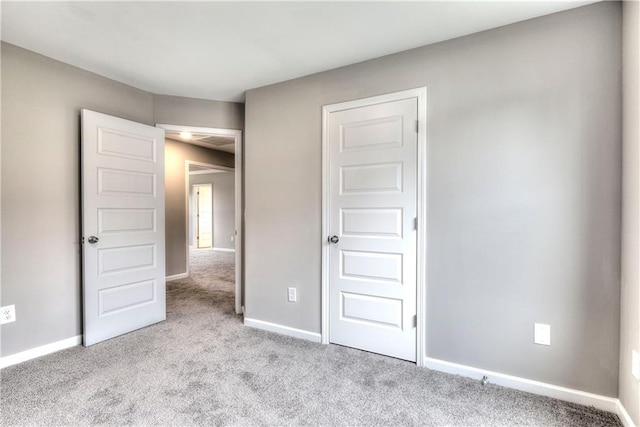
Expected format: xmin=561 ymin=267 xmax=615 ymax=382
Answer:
xmin=328 ymin=98 xmax=418 ymax=361
xmin=195 ymin=184 xmax=213 ymax=248
xmin=81 ymin=109 xmax=166 ymax=346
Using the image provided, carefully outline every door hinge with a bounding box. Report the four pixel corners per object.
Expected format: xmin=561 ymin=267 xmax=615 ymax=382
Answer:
xmin=412 ymin=315 xmax=417 ymax=328
xmin=414 ymin=217 xmax=418 ymax=230
xmin=415 ymin=120 xmax=419 ymax=133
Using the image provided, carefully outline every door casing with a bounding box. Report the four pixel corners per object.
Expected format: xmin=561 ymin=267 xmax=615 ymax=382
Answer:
xmin=321 ymin=87 xmax=427 ymax=366
xmin=188 ymin=162 xmax=234 ymax=254
xmin=157 ymin=124 xmax=244 ymax=315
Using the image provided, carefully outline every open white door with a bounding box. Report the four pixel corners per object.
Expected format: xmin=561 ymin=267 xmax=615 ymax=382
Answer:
xmin=81 ymin=109 xmax=166 ymax=346
xmin=195 ymin=184 xmax=213 ymax=248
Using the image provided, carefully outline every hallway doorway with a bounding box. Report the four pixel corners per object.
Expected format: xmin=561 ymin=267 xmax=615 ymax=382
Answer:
xmin=159 ymin=124 xmax=243 ymax=314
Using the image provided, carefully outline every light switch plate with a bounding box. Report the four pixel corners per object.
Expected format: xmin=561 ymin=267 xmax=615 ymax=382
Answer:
xmin=534 ymin=323 xmax=550 ymax=346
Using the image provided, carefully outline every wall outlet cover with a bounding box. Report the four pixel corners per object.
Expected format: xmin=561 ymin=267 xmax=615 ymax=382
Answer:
xmin=534 ymin=323 xmax=551 ymax=346
xmin=0 ymin=305 xmax=16 ymax=325
xmin=287 ymin=287 xmax=296 ymax=302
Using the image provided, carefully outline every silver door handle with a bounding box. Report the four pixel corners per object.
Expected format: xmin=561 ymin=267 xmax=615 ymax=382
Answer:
xmin=88 ymin=236 xmax=99 ymax=244
xmin=328 ymin=235 xmax=339 ymax=244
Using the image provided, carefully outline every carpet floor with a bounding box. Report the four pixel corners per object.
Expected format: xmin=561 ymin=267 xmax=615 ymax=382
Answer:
xmin=0 ymin=250 xmax=622 ymax=426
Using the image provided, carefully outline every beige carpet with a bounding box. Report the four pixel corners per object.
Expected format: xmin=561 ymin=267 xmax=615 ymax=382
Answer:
xmin=0 ymin=249 xmax=622 ymax=426
xmin=166 ymin=249 xmax=236 ymax=317
xmin=184 ymin=249 xmax=235 ymax=291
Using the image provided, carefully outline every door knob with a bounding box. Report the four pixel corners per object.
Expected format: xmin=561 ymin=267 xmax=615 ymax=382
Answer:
xmin=328 ymin=235 xmax=339 ymax=244
xmin=87 ymin=236 xmax=99 ymax=244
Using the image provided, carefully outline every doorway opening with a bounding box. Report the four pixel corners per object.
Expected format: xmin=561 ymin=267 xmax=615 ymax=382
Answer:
xmin=188 ymin=162 xmax=234 ymax=252
xmin=158 ymin=124 xmax=243 ymax=315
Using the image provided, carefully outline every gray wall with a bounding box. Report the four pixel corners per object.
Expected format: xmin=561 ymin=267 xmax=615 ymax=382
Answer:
xmin=154 ymin=94 xmax=244 ymax=131
xmin=0 ymin=43 xmax=243 ymax=357
xmin=620 ymin=0 xmax=640 ymax=424
xmin=189 ymin=172 xmax=236 ymax=250
xmin=244 ymin=2 xmax=622 ymax=397
xmin=0 ymin=42 xmax=154 ymax=357
xmin=165 ymin=141 xmax=234 ymax=276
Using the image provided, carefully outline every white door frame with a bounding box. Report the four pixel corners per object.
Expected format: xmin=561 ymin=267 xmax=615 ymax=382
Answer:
xmin=157 ymin=124 xmax=243 ymax=315
xmin=321 ymin=87 xmax=427 ymax=366
xmin=188 ymin=163 xmax=233 ymax=253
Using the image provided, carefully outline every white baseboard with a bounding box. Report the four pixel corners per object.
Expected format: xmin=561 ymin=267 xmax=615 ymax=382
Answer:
xmin=166 ymin=272 xmax=189 ymax=281
xmin=244 ymin=318 xmax=321 ymax=343
xmin=424 ymin=357 xmax=624 ymax=416
xmin=1 ymin=335 xmax=82 ymax=369
xmin=212 ymin=247 xmax=235 ymax=253
xmin=616 ymin=400 xmax=638 ymax=427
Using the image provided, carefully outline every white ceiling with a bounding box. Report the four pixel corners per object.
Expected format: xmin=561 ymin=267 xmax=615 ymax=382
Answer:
xmin=1 ymin=1 xmax=597 ymax=103
xmin=166 ymin=131 xmax=236 ymax=153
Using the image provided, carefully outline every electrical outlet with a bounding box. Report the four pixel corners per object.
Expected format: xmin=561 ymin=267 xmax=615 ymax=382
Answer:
xmin=287 ymin=287 xmax=296 ymax=302
xmin=230 ymin=235 xmax=234 ymax=242
xmin=632 ymin=350 xmax=640 ymax=381
xmin=534 ymin=323 xmax=550 ymax=346
xmin=0 ymin=305 xmax=16 ymax=325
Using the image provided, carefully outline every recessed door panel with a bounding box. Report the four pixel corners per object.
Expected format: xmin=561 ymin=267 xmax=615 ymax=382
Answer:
xmin=341 ymin=292 xmax=403 ymax=329
xmin=98 ymin=208 xmax=156 ymax=234
xmin=340 ymin=116 xmax=403 ymax=152
xmin=341 ymin=250 xmax=402 ymax=284
xmin=341 ymin=208 xmax=402 ymax=238
xmin=98 ymin=127 xmax=156 ymax=162
xmin=99 ymin=280 xmax=156 ymax=316
xmin=98 ymin=168 xmax=156 ymax=197
xmin=340 ymin=162 xmax=402 ymax=194
xmin=98 ymin=244 xmax=155 ymax=276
